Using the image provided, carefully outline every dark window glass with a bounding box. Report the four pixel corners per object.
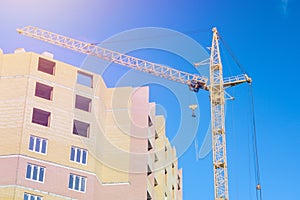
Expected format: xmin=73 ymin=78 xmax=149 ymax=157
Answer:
xmin=75 ymin=176 xmax=80 ymax=190
xmin=76 ymin=148 xmax=81 ymax=163
xmin=35 ymin=138 xmax=40 ymax=152
xmin=68 ymin=174 xmax=73 ymax=189
xmin=23 ymin=193 xmax=29 ymax=200
xmin=39 ymin=168 xmax=44 ymax=182
xmin=70 ymin=147 xmax=75 ymax=161
xmin=82 ymin=150 xmax=87 ymax=164
xmin=29 ymin=136 xmax=34 ymax=151
xmin=32 ymin=165 xmax=38 ymax=180
xmin=32 ymin=108 xmax=50 ymax=127
xmin=38 ymin=57 xmax=55 ymax=75
xmin=80 ymin=177 xmax=86 ymax=192
xmin=73 ymin=120 xmax=89 ymax=137
xmin=41 ymin=140 xmax=47 ymax=154
xmin=35 ymin=82 xmax=53 ymax=100
xmin=75 ymin=95 xmax=91 ymax=112
xmin=26 ymin=165 xmax=31 ymax=179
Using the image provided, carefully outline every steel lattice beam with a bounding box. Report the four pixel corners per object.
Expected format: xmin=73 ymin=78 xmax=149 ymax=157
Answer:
xmin=209 ymin=28 xmax=229 ymax=200
xmin=17 ymin=26 xmax=208 ymax=91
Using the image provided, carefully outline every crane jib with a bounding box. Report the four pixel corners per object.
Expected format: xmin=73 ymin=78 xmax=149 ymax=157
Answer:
xmin=16 ymin=26 xmax=208 ymax=92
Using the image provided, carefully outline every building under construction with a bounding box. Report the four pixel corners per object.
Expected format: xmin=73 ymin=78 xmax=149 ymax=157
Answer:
xmin=0 ymin=49 xmax=182 ymax=200
xmin=0 ymin=25 xmax=261 ymax=200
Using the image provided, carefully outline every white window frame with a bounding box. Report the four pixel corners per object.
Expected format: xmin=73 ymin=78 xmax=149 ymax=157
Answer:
xmin=68 ymin=173 xmax=87 ymax=193
xmin=26 ymin=163 xmax=45 ymax=183
xmin=24 ymin=193 xmax=42 ymax=200
xmin=29 ymin=135 xmax=48 ymax=155
xmin=70 ymin=146 xmax=88 ymax=165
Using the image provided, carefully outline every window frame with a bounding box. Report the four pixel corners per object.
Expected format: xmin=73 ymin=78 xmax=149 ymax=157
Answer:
xmin=28 ymin=135 xmax=48 ymax=155
xmin=24 ymin=193 xmax=43 ymax=200
xmin=68 ymin=173 xmax=87 ymax=193
xmin=25 ymin=163 xmax=45 ymax=183
xmin=70 ymin=146 xmax=88 ymax=165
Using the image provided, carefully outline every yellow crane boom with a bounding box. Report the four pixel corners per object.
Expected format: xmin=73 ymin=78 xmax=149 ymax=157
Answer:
xmin=17 ymin=26 xmax=208 ymax=92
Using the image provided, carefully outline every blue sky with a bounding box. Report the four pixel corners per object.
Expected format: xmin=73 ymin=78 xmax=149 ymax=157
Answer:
xmin=1 ymin=0 xmax=299 ymax=199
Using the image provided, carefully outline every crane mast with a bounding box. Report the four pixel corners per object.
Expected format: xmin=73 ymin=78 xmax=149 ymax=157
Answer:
xmin=210 ymin=27 xmax=229 ymax=200
xmin=17 ymin=26 xmax=252 ymax=200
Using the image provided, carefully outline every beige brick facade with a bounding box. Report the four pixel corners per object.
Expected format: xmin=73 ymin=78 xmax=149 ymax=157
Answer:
xmin=0 ymin=50 xmax=182 ymax=200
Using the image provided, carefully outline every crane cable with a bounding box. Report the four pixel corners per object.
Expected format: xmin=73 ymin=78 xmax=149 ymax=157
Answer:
xmin=219 ymin=34 xmax=263 ymax=200
xmin=218 ymin=35 xmax=248 ymax=75
xmin=249 ymin=85 xmax=263 ymax=200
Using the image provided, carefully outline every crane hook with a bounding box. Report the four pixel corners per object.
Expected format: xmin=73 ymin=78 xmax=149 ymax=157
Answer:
xmin=256 ymin=184 xmax=261 ymax=190
xmin=189 ymin=104 xmax=198 ymax=117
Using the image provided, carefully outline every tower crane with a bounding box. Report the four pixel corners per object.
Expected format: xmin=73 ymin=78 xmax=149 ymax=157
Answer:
xmin=17 ymin=26 xmax=252 ymax=200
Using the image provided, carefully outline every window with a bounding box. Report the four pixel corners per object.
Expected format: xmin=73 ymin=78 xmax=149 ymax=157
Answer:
xmin=148 ymin=140 xmax=153 ymax=151
xmin=172 ymin=163 xmax=175 ymax=175
xmin=38 ymin=57 xmax=55 ymax=75
xmin=147 ymin=165 xmax=152 ymax=176
xmin=24 ymin=193 xmax=42 ymax=200
xmin=32 ymin=108 xmax=51 ymax=127
xmin=154 ymin=178 xmax=158 ymax=187
xmin=68 ymin=174 xmax=86 ymax=192
xmin=26 ymin=163 xmax=45 ymax=182
xmin=154 ymin=154 xmax=158 ymax=163
xmin=165 ymin=146 xmax=168 ymax=159
xmin=73 ymin=120 xmax=90 ymax=137
xmin=75 ymin=95 xmax=91 ymax=112
xmin=35 ymin=82 xmax=53 ymax=100
xmin=147 ymin=191 xmax=152 ymax=200
xmin=172 ymin=185 xmax=175 ymax=199
xmin=155 ymin=131 xmax=159 ymax=140
xmin=29 ymin=135 xmax=47 ymax=154
xmin=165 ymin=169 xmax=167 ymax=185
xmin=77 ymin=71 xmax=93 ymax=88
xmin=177 ymin=175 xmax=181 ymax=190
xmin=148 ymin=116 xmax=153 ymax=127
xmin=70 ymin=146 xmax=88 ymax=165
